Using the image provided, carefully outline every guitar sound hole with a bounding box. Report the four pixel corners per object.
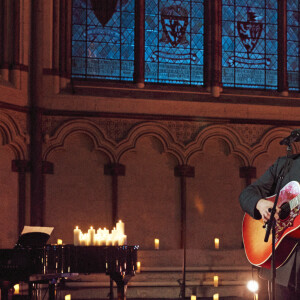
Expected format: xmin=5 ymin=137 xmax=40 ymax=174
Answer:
xmin=279 ymin=202 xmax=291 ymax=220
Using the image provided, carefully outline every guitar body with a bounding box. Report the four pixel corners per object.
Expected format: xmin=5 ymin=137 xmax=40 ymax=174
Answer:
xmin=242 ymin=181 xmax=300 ymax=269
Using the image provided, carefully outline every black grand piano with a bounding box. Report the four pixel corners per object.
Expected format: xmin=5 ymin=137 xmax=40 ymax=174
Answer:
xmin=0 ymin=229 xmax=138 ymax=300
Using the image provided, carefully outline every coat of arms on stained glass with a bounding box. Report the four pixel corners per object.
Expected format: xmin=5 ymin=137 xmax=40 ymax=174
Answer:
xmin=227 ymin=7 xmax=271 ymax=68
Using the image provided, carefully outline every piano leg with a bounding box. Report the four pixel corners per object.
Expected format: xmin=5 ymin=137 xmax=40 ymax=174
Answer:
xmin=0 ymin=281 xmax=14 ymax=300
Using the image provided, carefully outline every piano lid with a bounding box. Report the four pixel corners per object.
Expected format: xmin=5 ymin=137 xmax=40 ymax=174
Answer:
xmin=16 ymin=226 xmax=54 ymax=248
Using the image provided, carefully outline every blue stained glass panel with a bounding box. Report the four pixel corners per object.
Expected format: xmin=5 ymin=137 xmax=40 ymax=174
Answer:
xmin=72 ymin=0 xmax=134 ymax=80
xmin=144 ymin=0 xmax=204 ymax=85
xmin=287 ymin=0 xmax=300 ymax=90
xmin=222 ymin=0 xmax=278 ymax=89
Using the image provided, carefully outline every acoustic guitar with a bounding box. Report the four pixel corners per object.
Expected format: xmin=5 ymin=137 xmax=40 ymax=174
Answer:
xmin=242 ymin=181 xmax=300 ymax=269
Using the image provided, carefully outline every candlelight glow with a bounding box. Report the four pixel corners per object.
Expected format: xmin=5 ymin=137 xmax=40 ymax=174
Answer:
xmin=154 ymin=239 xmax=159 ymax=250
xmin=213 ymin=293 xmax=219 ymax=300
xmin=65 ymin=294 xmax=71 ymax=300
xmin=57 ymin=239 xmax=63 ymax=245
xmin=14 ymin=284 xmax=19 ymax=295
xmin=247 ymin=280 xmax=259 ymax=293
xmin=214 ymin=275 xmax=219 ymax=287
xmin=214 ymin=238 xmax=219 ymax=249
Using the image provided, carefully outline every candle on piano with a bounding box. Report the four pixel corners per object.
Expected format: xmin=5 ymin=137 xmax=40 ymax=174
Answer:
xmin=118 ymin=234 xmax=127 ymax=246
xmin=191 ymin=295 xmax=196 ymax=300
xmin=136 ymin=261 xmax=141 ymax=273
xmin=111 ymin=228 xmax=118 ymax=246
xmin=213 ymin=293 xmax=219 ymax=300
xmin=80 ymin=233 xmax=88 ymax=246
xmin=154 ymin=239 xmax=159 ymax=250
xmin=116 ymin=220 xmax=125 ymax=235
xmin=57 ymin=239 xmax=63 ymax=245
xmin=214 ymin=238 xmax=219 ymax=249
xmin=88 ymin=226 xmax=95 ymax=245
xmin=14 ymin=284 xmax=19 ymax=295
xmin=213 ymin=275 xmax=219 ymax=287
xmin=74 ymin=226 xmax=81 ymax=246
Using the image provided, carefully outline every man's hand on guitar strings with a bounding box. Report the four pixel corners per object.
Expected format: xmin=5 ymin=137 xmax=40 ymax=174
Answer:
xmin=256 ymin=199 xmax=280 ymax=223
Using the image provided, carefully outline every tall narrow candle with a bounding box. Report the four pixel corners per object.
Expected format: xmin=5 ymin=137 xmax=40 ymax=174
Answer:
xmin=155 ymin=239 xmax=159 ymax=250
xmin=116 ymin=220 xmax=125 ymax=235
xmin=254 ymin=293 xmax=258 ymax=300
xmin=74 ymin=226 xmax=81 ymax=246
xmin=213 ymin=275 xmax=219 ymax=287
xmin=88 ymin=226 xmax=95 ymax=245
xmin=214 ymin=238 xmax=219 ymax=249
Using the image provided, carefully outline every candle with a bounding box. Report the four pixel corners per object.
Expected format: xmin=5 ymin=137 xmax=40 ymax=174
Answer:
xmin=213 ymin=275 xmax=219 ymax=287
xmin=74 ymin=226 xmax=81 ymax=246
xmin=136 ymin=261 xmax=141 ymax=273
xmin=191 ymin=296 xmax=196 ymax=300
xmin=57 ymin=239 xmax=63 ymax=245
xmin=254 ymin=293 xmax=258 ymax=300
xmin=155 ymin=239 xmax=159 ymax=250
xmin=118 ymin=234 xmax=127 ymax=246
xmin=80 ymin=233 xmax=88 ymax=246
xmin=88 ymin=226 xmax=95 ymax=245
xmin=14 ymin=284 xmax=19 ymax=295
xmin=65 ymin=295 xmax=71 ymax=300
xmin=214 ymin=238 xmax=219 ymax=249
xmin=106 ymin=234 xmax=113 ymax=246
xmin=116 ymin=220 xmax=125 ymax=235
xmin=213 ymin=293 xmax=219 ymax=300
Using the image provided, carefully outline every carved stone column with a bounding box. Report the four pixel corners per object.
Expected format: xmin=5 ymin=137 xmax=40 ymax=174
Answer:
xmin=30 ymin=0 xmax=44 ymax=226
xmin=134 ymin=0 xmax=145 ymax=88
xmin=104 ymin=163 xmax=126 ymax=226
xmin=12 ymin=160 xmax=30 ymax=234
xmin=174 ymin=164 xmax=195 ymax=300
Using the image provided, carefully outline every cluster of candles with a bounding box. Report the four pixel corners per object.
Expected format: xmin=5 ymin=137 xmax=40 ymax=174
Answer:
xmin=73 ymin=220 xmax=126 ymax=246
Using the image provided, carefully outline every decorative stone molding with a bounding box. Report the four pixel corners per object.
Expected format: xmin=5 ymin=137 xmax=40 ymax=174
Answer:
xmin=43 ymin=118 xmax=300 ymax=170
xmin=0 ymin=110 xmax=27 ymax=159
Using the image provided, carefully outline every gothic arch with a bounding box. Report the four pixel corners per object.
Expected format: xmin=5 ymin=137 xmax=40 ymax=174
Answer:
xmin=116 ymin=121 xmax=184 ymax=164
xmin=0 ymin=111 xmax=27 ymax=159
xmin=43 ymin=119 xmax=116 ymax=162
xmin=185 ymin=125 xmax=250 ymax=165
xmin=250 ymin=127 xmax=300 ymax=165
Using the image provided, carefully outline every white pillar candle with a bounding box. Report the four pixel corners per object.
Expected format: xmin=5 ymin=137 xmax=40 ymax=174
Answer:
xmin=116 ymin=220 xmax=125 ymax=235
xmin=214 ymin=238 xmax=219 ymax=249
xmin=88 ymin=226 xmax=95 ymax=245
xmin=155 ymin=239 xmax=159 ymax=250
xmin=74 ymin=226 xmax=81 ymax=246
xmin=111 ymin=228 xmax=118 ymax=246
xmin=213 ymin=293 xmax=219 ymax=300
xmin=213 ymin=275 xmax=219 ymax=287
xmin=80 ymin=233 xmax=88 ymax=246
xmin=118 ymin=234 xmax=127 ymax=246
xmin=106 ymin=234 xmax=113 ymax=246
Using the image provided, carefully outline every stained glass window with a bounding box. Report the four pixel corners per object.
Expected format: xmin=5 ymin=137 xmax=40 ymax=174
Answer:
xmin=287 ymin=0 xmax=300 ymax=91
xmin=222 ymin=0 xmax=278 ymax=89
xmin=144 ymin=0 xmax=204 ymax=85
xmin=72 ymin=0 xmax=135 ymax=80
